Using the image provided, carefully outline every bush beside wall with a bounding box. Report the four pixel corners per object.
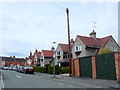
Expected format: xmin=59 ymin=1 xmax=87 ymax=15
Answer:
xmin=60 ymin=67 xmax=70 ymax=74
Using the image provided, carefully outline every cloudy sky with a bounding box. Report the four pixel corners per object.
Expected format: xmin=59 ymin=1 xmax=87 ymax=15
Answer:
xmin=0 ymin=0 xmax=118 ymax=58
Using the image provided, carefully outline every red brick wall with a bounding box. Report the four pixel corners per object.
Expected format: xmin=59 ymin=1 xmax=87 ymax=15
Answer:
xmin=114 ymin=52 xmax=120 ymax=81
xmin=92 ymin=56 xmax=96 ymax=79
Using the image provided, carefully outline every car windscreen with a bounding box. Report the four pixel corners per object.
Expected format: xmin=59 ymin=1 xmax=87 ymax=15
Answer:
xmin=24 ymin=67 xmax=33 ymax=69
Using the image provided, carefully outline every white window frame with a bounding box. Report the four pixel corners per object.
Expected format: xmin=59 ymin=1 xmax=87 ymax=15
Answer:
xmin=75 ymin=45 xmax=82 ymax=52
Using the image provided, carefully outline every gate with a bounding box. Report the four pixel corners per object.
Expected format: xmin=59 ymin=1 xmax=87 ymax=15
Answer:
xmin=79 ymin=56 xmax=92 ymax=78
xmin=96 ymin=52 xmax=116 ymax=80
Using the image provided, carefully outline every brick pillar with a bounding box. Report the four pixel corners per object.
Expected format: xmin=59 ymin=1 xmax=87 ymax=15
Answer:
xmin=114 ymin=52 xmax=120 ymax=81
xmin=75 ymin=59 xmax=80 ymax=76
xmin=71 ymin=59 xmax=80 ymax=77
xmin=92 ymin=56 xmax=97 ymax=79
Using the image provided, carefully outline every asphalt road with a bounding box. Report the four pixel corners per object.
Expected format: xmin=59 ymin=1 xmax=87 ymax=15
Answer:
xmin=1 ymin=70 xmax=82 ymax=88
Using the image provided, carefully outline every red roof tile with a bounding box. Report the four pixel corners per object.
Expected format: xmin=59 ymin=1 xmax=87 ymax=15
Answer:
xmin=77 ymin=35 xmax=111 ymax=47
xmin=42 ymin=50 xmax=54 ymax=57
xmin=58 ymin=59 xmax=69 ymax=62
xmin=59 ymin=44 xmax=72 ymax=52
xmin=34 ymin=52 xmax=41 ymax=59
xmin=59 ymin=44 xmax=69 ymax=52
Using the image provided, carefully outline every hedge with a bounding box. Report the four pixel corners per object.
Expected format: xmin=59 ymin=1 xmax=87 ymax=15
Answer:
xmin=33 ymin=66 xmax=40 ymax=72
xmin=48 ymin=65 xmax=61 ymax=74
xmin=40 ymin=67 xmax=46 ymax=73
xmin=60 ymin=67 xmax=70 ymax=74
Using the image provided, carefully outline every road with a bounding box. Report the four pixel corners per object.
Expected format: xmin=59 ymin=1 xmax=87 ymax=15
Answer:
xmin=0 ymin=70 xmax=82 ymax=88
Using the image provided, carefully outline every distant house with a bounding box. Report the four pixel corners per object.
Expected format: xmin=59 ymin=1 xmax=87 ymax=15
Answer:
xmin=0 ymin=56 xmax=26 ymax=67
xmin=56 ymin=40 xmax=74 ymax=67
xmin=40 ymin=50 xmax=54 ymax=67
xmin=72 ymin=30 xmax=120 ymax=59
xmin=25 ymin=52 xmax=34 ymax=67
xmin=33 ymin=49 xmax=41 ymax=66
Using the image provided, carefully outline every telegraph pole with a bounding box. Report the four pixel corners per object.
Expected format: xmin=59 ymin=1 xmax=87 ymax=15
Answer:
xmin=66 ymin=8 xmax=72 ymax=77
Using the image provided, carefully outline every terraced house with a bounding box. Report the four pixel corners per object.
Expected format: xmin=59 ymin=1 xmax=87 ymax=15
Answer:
xmin=0 ymin=56 xmax=26 ymax=67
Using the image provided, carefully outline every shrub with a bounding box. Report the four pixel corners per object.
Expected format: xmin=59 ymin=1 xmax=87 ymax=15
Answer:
xmin=40 ymin=67 xmax=46 ymax=73
xmin=33 ymin=66 xmax=40 ymax=72
xmin=48 ymin=65 xmax=61 ymax=74
xmin=60 ymin=67 xmax=70 ymax=74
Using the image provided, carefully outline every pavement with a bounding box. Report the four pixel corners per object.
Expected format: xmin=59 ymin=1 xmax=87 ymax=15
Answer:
xmin=34 ymin=72 xmax=120 ymax=89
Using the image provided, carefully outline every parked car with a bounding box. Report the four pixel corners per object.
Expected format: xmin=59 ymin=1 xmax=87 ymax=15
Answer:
xmin=17 ymin=66 xmax=24 ymax=73
xmin=13 ymin=67 xmax=17 ymax=71
xmin=3 ymin=66 xmax=9 ymax=70
xmin=0 ymin=66 xmax=3 ymax=69
xmin=22 ymin=67 xmax=34 ymax=74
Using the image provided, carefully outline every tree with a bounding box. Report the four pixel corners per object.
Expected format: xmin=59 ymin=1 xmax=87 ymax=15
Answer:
xmin=98 ymin=48 xmax=112 ymax=54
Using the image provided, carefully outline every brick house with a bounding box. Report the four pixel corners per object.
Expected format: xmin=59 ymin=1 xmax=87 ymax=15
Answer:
xmin=0 ymin=56 xmax=26 ymax=67
xmin=40 ymin=50 xmax=54 ymax=67
xmin=72 ymin=30 xmax=120 ymax=59
xmin=33 ymin=49 xmax=41 ymax=66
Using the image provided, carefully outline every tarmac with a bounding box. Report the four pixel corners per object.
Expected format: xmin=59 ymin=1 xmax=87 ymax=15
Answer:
xmin=34 ymin=72 xmax=120 ymax=89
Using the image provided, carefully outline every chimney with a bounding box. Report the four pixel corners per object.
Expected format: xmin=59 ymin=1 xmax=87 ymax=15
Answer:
xmin=13 ymin=56 xmax=15 ymax=59
xmin=90 ymin=30 xmax=96 ymax=39
xmin=51 ymin=46 xmax=55 ymax=52
xmin=30 ymin=51 xmax=32 ymax=56
xmin=35 ymin=49 xmax=38 ymax=53
xmin=70 ymin=38 xmax=74 ymax=45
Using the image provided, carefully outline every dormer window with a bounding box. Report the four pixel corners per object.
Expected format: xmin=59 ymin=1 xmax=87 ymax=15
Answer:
xmin=75 ymin=45 xmax=82 ymax=52
xmin=56 ymin=51 xmax=61 ymax=56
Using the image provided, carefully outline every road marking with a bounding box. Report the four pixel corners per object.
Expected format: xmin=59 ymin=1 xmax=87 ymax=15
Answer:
xmin=16 ymin=75 xmax=21 ymax=78
xmin=1 ymin=73 xmax=5 ymax=88
xmin=67 ymin=85 xmax=73 ymax=88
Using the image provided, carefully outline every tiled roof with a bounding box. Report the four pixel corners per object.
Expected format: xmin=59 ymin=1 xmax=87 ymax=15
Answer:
xmin=42 ymin=50 xmax=54 ymax=57
xmin=59 ymin=44 xmax=72 ymax=52
xmin=34 ymin=52 xmax=41 ymax=59
xmin=77 ymin=35 xmax=111 ymax=47
xmin=58 ymin=59 xmax=69 ymax=63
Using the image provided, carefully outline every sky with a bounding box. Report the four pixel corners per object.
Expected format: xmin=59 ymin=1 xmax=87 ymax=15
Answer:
xmin=0 ymin=0 xmax=118 ymax=58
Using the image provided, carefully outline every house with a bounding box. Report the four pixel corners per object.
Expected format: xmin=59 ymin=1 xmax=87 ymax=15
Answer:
xmin=33 ymin=49 xmax=41 ymax=66
xmin=56 ymin=40 xmax=74 ymax=67
xmin=0 ymin=56 xmax=26 ymax=67
xmin=25 ymin=52 xmax=34 ymax=67
xmin=40 ymin=50 xmax=54 ymax=67
xmin=72 ymin=30 xmax=120 ymax=59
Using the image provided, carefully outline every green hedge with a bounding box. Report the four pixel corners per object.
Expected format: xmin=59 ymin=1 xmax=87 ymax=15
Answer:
xmin=33 ymin=66 xmax=40 ymax=72
xmin=60 ymin=67 xmax=70 ymax=74
xmin=48 ymin=65 xmax=61 ymax=74
xmin=40 ymin=67 xmax=46 ymax=73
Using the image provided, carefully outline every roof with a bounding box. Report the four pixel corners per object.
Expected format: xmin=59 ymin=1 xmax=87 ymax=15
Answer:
xmin=2 ymin=57 xmax=26 ymax=62
xmin=77 ymin=35 xmax=111 ymax=47
xmin=59 ymin=44 xmax=72 ymax=52
xmin=34 ymin=52 xmax=41 ymax=59
xmin=42 ymin=50 xmax=54 ymax=57
xmin=58 ymin=59 xmax=69 ymax=63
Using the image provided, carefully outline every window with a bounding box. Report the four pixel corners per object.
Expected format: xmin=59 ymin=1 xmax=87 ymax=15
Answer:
xmin=40 ymin=56 xmax=44 ymax=59
xmin=75 ymin=45 xmax=82 ymax=52
xmin=110 ymin=46 xmax=117 ymax=51
xmin=56 ymin=51 xmax=61 ymax=56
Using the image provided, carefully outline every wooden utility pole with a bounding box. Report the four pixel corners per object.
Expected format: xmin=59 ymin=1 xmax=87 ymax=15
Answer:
xmin=66 ymin=8 xmax=72 ymax=77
